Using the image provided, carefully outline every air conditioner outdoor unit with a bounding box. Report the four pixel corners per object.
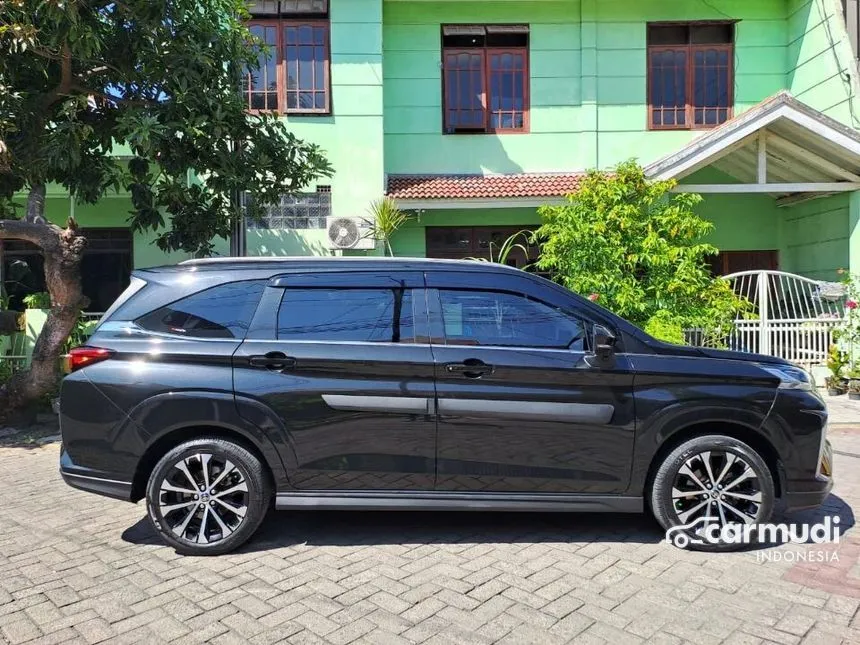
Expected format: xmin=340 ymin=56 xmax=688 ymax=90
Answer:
xmin=326 ymin=217 xmax=376 ymax=251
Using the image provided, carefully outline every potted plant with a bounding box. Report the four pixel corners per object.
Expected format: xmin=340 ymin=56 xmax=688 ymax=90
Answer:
xmin=850 ymin=379 xmax=860 ymax=400
xmin=827 ymin=343 xmax=849 ymax=393
xmin=825 ymin=376 xmax=845 ymax=396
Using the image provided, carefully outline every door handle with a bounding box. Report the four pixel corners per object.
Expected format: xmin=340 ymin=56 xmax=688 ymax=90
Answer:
xmin=248 ymin=352 xmax=296 ymax=371
xmin=446 ymin=360 xmax=494 ymax=378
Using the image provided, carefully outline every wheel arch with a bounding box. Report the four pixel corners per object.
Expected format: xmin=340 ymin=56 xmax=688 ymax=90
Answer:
xmin=131 ymin=426 xmax=277 ymax=502
xmin=643 ymin=421 xmax=783 ymax=505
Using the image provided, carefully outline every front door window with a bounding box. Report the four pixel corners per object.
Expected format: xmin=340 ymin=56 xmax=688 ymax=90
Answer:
xmin=439 ymin=289 xmax=586 ymax=350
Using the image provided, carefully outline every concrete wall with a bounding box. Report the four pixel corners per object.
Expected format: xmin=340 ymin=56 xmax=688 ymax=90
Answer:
xmin=383 ymin=0 xmax=800 ymax=175
xmin=280 ymin=0 xmax=385 ymax=222
xmin=9 ymin=0 xmax=860 ymax=275
xmin=787 ymin=0 xmax=860 ymax=126
xmin=383 ymin=0 xmax=588 ymax=174
xmin=782 ymin=193 xmax=851 ymax=280
xmin=390 ymin=208 xmax=542 ymax=257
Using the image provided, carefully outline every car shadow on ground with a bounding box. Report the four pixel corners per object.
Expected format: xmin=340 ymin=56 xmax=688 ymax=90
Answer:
xmin=121 ymin=493 xmax=854 ymax=554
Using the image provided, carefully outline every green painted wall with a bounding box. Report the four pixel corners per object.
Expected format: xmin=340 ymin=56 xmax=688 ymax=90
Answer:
xmin=697 ymin=195 xmax=784 ymax=254
xmin=384 ymin=1 xmax=589 ymax=174
xmin=590 ymin=0 xmax=790 ymax=167
xmin=8 ymin=0 xmax=860 ymax=275
xmin=383 ymin=0 xmax=798 ymax=175
xmin=787 ymin=0 xmax=860 ymax=127
xmin=8 ymin=0 xmax=384 ymax=262
xmin=781 ymin=193 xmax=851 ymax=281
xmin=389 ymin=193 xmax=791 ymax=260
xmin=34 ymin=196 xmax=194 ymax=268
xmin=390 ymin=208 xmax=541 ymax=257
xmin=683 ymin=167 xmax=783 ymax=254
xmin=251 ymin=0 xmax=384 ymax=255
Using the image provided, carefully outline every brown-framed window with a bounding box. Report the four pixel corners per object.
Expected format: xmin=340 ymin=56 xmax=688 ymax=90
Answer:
xmin=246 ymin=22 xmax=280 ymax=112
xmin=442 ymin=25 xmax=529 ymax=134
xmin=647 ymin=22 xmax=734 ymax=130
xmin=243 ymin=13 xmax=330 ymax=115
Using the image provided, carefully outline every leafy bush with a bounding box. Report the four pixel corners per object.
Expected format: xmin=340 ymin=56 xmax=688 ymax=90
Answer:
xmin=644 ymin=311 xmax=686 ymax=345
xmin=827 ymin=343 xmax=849 ymax=378
xmin=65 ymin=317 xmax=99 ymax=353
xmin=535 ymin=161 xmax=748 ymax=336
xmin=22 ymin=292 xmax=51 ymax=309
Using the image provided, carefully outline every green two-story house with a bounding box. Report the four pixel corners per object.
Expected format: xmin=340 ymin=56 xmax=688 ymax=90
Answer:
xmin=4 ymin=0 xmax=860 ymax=312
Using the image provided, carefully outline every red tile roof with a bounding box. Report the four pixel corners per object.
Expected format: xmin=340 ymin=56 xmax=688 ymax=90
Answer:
xmin=386 ymin=173 xmax=585 ymax=200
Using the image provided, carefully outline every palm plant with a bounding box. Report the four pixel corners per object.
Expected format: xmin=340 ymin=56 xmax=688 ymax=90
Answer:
xmin=366 ymin=197 xmax=410 ymax=257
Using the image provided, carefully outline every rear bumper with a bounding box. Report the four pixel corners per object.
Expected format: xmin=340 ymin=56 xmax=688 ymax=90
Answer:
xmin=782 ymin=439 xmax=834 ymax=512
xmin=59 ymin=448 xmax=133 ymax=502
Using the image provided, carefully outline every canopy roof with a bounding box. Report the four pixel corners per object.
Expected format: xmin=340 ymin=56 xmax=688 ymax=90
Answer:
xmin=645 ymin=92 xmax=860 ymax=203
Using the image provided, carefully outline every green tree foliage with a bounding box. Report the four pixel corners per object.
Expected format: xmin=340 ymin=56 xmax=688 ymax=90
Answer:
xmin=535 ymin=161 xmax=746 ymax=338
xmin=0 ymin=0 xmax=332 ymax=420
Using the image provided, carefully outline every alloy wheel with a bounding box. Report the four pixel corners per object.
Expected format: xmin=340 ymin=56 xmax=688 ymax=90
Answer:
xmin=157 ymin=453 xmax=249 ymax=545
xmin=671 ymin=450 xmax=763 ymax=528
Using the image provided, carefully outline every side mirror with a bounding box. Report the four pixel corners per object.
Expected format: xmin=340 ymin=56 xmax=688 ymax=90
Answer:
xmin=592 ymin=325 xmax=617 ymax=362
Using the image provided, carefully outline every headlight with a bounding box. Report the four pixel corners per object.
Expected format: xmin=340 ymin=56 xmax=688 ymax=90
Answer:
xmin=760 ymin=364 xmax=814 ymax=391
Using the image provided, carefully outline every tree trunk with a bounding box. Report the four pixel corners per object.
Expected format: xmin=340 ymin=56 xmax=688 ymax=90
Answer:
xmin=0 ymin=184 xmax=87 ymax=425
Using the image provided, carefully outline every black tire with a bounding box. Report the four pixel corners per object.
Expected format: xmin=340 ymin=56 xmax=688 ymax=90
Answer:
xmin=145 ymin=437 xmax=271 ymax=556
xmin=650 ymin=434 xmax=775 ymax=552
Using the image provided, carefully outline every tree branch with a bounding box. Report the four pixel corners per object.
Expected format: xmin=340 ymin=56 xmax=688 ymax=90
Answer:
xmin=59 ymin=43 xmax=73 ymax=95
xmin=73 ymin=85 xmax=156 ymax=108
xmin=25 ymin=184 xmax=45 ymax=223
xmin=0 ymin=217 xmax=63 ymax=251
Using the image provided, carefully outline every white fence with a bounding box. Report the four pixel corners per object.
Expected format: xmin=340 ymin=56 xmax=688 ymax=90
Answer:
xmin=686 ymin=271 xmax=845 ymax=367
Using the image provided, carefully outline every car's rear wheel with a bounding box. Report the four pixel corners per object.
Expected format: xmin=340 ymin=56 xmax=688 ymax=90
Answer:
xmin=145 ymin=437 xmax=271 ymax=555
xmin=650 ymin=434 xmax=775 ymax=552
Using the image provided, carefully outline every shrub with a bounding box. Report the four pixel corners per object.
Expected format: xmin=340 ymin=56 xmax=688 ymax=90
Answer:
xmin=535 ymin=161 xmax=748 ymax=336
xmin=644 ymin=311 xmax=686 ymax=345
xmin=22 ymin=292 xmax=51 ymax=310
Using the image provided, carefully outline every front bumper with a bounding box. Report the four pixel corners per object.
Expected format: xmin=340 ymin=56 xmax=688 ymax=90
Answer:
xmin=782 ymin=439 xmax=833 ymax=512
xmin=60 ymin=448 xmax=133 ymax=502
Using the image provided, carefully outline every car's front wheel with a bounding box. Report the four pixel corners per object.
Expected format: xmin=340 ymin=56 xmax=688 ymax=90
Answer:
xmin=145 ymin=437 xmax=271 ymax=555
xmin=650 ymin=434 xmax=775 ymax=551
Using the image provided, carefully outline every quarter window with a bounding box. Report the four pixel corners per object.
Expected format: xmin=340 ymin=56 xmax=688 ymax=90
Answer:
xmin=647 ymin=22 xmax=734 ymax=129
xmin=243 ymin=13 xmax=330 ymax=114
xmin=442 ymin=25 xmax=530 ymax=134
xmin=277 ymin=288 xmax=415 ymax=343
xmin=136 ymin=281 xmax=267 ymax=339
xmin=439 ymin=290 xmax=586 ymax=349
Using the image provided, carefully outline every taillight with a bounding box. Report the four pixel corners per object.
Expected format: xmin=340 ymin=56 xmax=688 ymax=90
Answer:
xmin=64 ymin=347 xmax=114 ymax=373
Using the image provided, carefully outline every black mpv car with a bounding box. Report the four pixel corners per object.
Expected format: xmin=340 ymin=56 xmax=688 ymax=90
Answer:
xmin=59 ymin=258 xmax=833 ymax=555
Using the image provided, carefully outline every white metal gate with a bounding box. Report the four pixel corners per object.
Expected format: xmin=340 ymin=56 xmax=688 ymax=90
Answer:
xmin=722 ymin=271 xmax=844 ymax=365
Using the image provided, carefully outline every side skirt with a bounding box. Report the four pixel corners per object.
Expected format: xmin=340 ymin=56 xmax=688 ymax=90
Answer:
xmin=275 ymin=491 xmax=643 ymax=513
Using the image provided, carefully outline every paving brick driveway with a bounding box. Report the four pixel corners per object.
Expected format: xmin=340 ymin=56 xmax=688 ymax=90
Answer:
xmin=2 ymin=430 xmax=860 ymax=645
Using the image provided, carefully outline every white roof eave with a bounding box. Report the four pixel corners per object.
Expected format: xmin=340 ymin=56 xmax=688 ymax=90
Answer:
xmin=644 ymin=92 xmax=860 ymax=183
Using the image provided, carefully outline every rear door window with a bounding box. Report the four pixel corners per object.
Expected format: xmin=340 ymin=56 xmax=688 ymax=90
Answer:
xmin=136 ymin=280 xmax=266 ymax=338
xmin=277 ymin=288 xmax=415 ymax=343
